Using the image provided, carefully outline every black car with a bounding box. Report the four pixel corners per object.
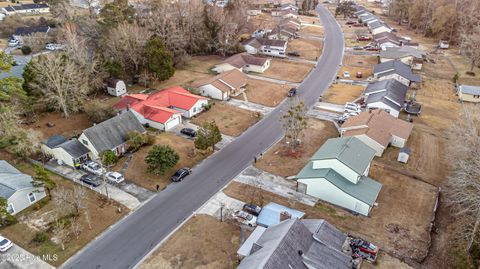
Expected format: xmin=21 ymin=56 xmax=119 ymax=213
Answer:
xmin=180 ymin=128 xmax=196 ymax=137
xmin=243 ymin=203 xmax=262 ymax=216
xmin=80 ymin=174 xmax=102 ymax=187
xmin=171 ymin=167 xmax=192 ymax=182
xmin=287 ymin=51 xmax=300 ymax=57
xmin=287 ymin=88 xmax=297 ymax=97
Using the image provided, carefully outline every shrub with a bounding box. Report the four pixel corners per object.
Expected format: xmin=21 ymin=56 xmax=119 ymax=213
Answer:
xmin=83 ymin=100 xmax=117 ymax=124
xmin=21 ymin=46 xmax=32 ymax=55
xmin=466 ymin=71 xmax=476 ymax=77
xmin=33 ymin=231 xmax=49 ymax=243
xmin=452 ymin=73 xmax=459 ymax=83
xmin=126 ymin=131 xmax=154 ymax=152
xmin=101 ymin=150 xmax=118 ymax=166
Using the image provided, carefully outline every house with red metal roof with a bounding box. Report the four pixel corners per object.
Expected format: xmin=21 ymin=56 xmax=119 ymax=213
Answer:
xmin=113 ymin=86 xmax=209 ymax=131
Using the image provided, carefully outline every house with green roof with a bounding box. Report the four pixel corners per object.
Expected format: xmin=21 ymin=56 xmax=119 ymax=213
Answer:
xmin=295 ymin=137 xmax=382 ymax=216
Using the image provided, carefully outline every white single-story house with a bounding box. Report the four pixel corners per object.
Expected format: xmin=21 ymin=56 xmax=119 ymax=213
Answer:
xmin=192 ymin=69 xmax=248 ymax=100
xmin=457 ymin=84 xmax=480 ymax=103
xmin=79 ymin=111 xmax=146 ymax=160
xmin=41 ymin=135 xmax=90 ymax=168
xmin=113 ymin=87 xmax=208 ymax=131
xmin=212 ymin=53 xmax=270 ymax=73
xmin=296 ymin=137 xmax=382 ymax=216
xmin=369 ymin=21 xmax=393 ymax=35
xmin=12 ymin=26 xmax=50 ymax=43
xmin=106 ymin=79 xmax=127 ymax=97
xmin=373 ymin=60 xmax=422 ymax=87
xmin=379 ymin=46 xmax=426 ymax=70
xmin=1 ymin=3 xmax=49 ymax=16
xmin=271 ymin=10 xmax=283 ymax=16
xmin=363 ymin=79 xmax=409 ymax=118
xmin=0 ymin=161 xmax=47 ymax=215
xmin=340 ymin=109 xmax=413 ymax=156
xmin=243 ymin=37 xmax=287 ymax=58
xmin=247 ymin=9 xmax=261 ymax=16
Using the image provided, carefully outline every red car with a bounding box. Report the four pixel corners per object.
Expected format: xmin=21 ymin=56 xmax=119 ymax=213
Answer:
xmin=357 ymin=37 xmax=371 ymax=41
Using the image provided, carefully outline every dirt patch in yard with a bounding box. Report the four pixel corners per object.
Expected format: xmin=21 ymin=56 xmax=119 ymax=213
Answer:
xmin=322 ymin=83 xmax=365 ymax=104
xmin=299 ymin=26 xmax=324 ymax=37
xmin=287 ymin=38 xmax=323 ymax=61
xmin=139 ymin=215 xmax=240 ymax=269
xmin=24 ymin=112 xmax=92 ymax=140
xmin=233 ymin=79 xmax=289 ymax=107
xmin=0 ymin=152 xmax=128 ymax=267
xmin=255 ymin=119 xmax=338 ymax=178
xmin=258 ymin=59 xmax=314 ymax=83
xmin=114 ymin=133 xmax=209 ymax=191
xmin=339 ymin=55 xmax=378 ymax=80
xmin=191 ymin=102 xmax=261 ymax=137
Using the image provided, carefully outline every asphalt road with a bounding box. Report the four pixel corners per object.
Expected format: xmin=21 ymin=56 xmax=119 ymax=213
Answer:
xmin=62 ymin=4 xmax=344 ymax=269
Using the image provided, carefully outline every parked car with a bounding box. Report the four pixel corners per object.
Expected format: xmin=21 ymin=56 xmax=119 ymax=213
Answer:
xmin=105 ymin=171 xmax=125 ymax=184
xmin=171 ymin=167 xmax=192 ymax=182
xmin=233 ymin=210 xmax=257 ymax=227
xmin=180 ymin=128 xmax=196 ymax=138
xmin=243 ymin=203 xmax=262 ymax=216
xmin=353 ymin=23 xmax=363 ymax=27
xmin=343 ymin=71 xmax=350 ymax=78
xmin=364 ymin=45 xmax=379 ymax=51
xmin=353 ymin=45 xmax=363 ymax=50
xmin=8 ymin=38 xmax=19 ymax=47
xmin=0 ymin=236 xmax=13 ymax=252
xmin=45 ymin=43 xmax=64 ymax=51
xmin=357 ymin=36 xmax=371 ymax=41
xmin=80 ymin=174 xmax=102 ymax=187
xmin=287 ymin=51 xmax=300 ymax=57
xmin=287 ymin=88 xmax=297 ymax=97
xmin=356 ymin=72 xmax=363 ymax=78
xmin=346 ymin=21 xmax=355 ymax=25
xmin=81 ymin=161 xmax=106 ymax=176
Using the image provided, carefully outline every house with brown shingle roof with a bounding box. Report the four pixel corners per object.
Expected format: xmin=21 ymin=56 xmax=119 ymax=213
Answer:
xmin=191 ymin=69 xmax=248 ymax=100
xmin=339 ymin=109 xmax=413 ymax=156
xmin=212 ymin=53 xmax=270 ymax=74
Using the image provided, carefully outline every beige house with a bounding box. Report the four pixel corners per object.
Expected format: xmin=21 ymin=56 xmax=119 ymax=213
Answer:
xmin=191 ymin=69 xmax=248 ymax=100
xmin=212 ymin=53 xmax=270 ymax=73
xmin=458 ymin=85 xmax=480 ymax=103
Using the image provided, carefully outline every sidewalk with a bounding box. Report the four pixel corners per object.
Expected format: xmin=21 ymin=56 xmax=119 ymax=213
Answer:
xmin=234 ymin=166 xmax=318 ymax=206
xmin=307 ymin=107 xmax=342 ymax=122
xmin=314 ymin=102 xmax=344 ymax=113
xmin=226 ymin=99 xmax=275 ymax=115
xmin=0 ymin=244 xmax=55 ymax=269
xmin=247 ymin=74 xmax=301 ymax=87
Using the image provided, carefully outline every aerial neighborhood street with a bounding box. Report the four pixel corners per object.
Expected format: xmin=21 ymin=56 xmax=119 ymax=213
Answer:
xmin=0 ymin=0 xmax=479 ymax=269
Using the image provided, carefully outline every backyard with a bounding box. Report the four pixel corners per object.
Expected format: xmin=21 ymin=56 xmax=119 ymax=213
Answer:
xmin=233 ymin=79 xmax=289 ymax=107
xmin=258 ymin=59 xmax=314 ymax=83
xmin=322 ymin=83 xmax=365 ymax=104
xmin=287 ymin=38 xmax=323 ymax=61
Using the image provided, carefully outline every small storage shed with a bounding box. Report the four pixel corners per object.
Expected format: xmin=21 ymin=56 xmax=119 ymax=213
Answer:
xmin=398 ymin=147 xmax=411 ymax=163
xmin=107 ymin=79 xmax=127 ymax=97
xmin=256 ymin=202 xmax=305 ymax=228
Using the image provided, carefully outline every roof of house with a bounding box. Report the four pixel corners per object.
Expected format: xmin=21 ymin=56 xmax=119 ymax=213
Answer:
xmin=43 ymin=135 xmax=67 ymax=148
xmin=220 ymin=53 xmax=268 ymax=69
xmin=243 ymin=37 xmax=287 ymax=48
xmin=460 ymin=85 xmax=480 ymax=95
xmin=237 ymin=218 xmax=353 ymax=269
xmin=0 ymin=161 xmax=36 ymax=199
xmin=106 ymin=78 xmax=122 ymax=88
xmin=191 ymin=69 xmax=248 ymax=92
xmin=342 ymin=109 xmax=413 ymax=147
xmin=256 ymin=202 xmax=305 ymax=228
xmin=364 ymin=79 xmax=409 ymax=110
xmin=82 ymin=111 xmax=146 ymax=153
xmin=369 ymin=21 xmax=391 ymax=30
xmin=296 ymin=165 xmax=382 ymax=206
xmin=113 ymin=87 xmax=207 ymax=124
xmin=311 ymin=137 xmax=376 ymax=175
xmin=3 ymin=3 xmax=48 ymax=12
xmin=14 ymin=26 xmax=50 ymax=36
xmin=43 ymin=135 xmax=90 ymax=158
xmin=380 ymin=46 xmax=425 ymax=60
xmin=374 ymin=60 xmax=422 ymax=82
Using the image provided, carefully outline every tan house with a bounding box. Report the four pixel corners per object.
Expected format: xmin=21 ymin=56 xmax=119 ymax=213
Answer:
xmin=458 ymin=84 xmax=480 ymax=103
xmin=191 ymin=69 xmax=248 ymax=100
xmin=212 ymin=53 xmax=270 ymax=73
xmin=340 ymin=109 xmax=413 ymax=156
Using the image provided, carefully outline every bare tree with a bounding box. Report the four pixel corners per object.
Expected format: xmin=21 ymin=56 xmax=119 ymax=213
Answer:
xmin=70 ymin=216 xmax=82 ymax=240
xmin=53 ymin=186 xmax=87 ymax=216
xmin=280 ymin=97 xmax=308 ymax=150
xmin=53 ymin=214 xmax=68 ymax=251
xmin=22 ymin=32 xmax=51 ymax=53
xmin=459 ymin=27 xmax=480 ymax=72
xmin=445 ymin=105 xmax=480 ymax=251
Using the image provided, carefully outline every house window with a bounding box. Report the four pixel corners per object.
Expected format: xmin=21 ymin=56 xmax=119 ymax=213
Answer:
xmin=193 ymin=107 xmax=197 ymax=113
xmin=28 ymin=192 xmax=36 ymax=203
xmin=82 ymin=139 xmax=89 ymax=146
xmin=7 ymin=203 xmax=14 ymax=214
xmin=474 ymin=95 xmax=480 ymax=98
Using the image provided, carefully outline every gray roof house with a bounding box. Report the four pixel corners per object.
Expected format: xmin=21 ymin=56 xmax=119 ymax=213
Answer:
xmin=363 ymin=79 xmax=408 ymax=118
xmin=237 ymin=218 xmax=359 ymax=269
xmin=458 ymin=84 xmax=480 ymax=103
xmin=41 ymin=135 xmax=90 ymax=168
xmin=373 ymin=60 xmax=421 ymax=86
xmin=78 ymin=111 xmax=146 ymax=160
xmin=295 ymin=137 xmax=382 ymax=216
xmin=14 ymin=26 xmax=50 ymax=37
xmin=380 ymin=46 xmax=426 ymax=70
xmin=0 ymin=161 xmax=47 ymax=215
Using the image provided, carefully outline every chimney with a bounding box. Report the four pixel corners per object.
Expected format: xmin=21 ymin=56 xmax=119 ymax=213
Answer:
xmin=280 ymin=211 xmax=292 ymax=222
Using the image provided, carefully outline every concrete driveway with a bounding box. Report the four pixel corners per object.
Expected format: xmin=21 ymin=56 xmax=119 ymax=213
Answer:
xmin=0 ymin=243 xmax=54 ymax=269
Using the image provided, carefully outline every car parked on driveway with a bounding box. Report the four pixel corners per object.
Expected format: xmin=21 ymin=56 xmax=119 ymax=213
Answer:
xmin=243 ymin=203 xmax=262 ymax=216
xmin=171 ymin=167 xmax=192 ymax=182
xmin=233 ymin=210 xmax=257 ymax=227
xmin=105 ymin=171 xmax=125 ymax=184
xmin=356 ymin=72 xmax=363 ymax=78
xmin=180 ymin=128 xmax=196 ymax=138
xmin=343 ymin=71 xmax=350 ymax=78
xmin=81 ymin=161 xmax=106 ymax=176
xmin=353 ymin=45 xmax=363 ymax=50
xmin=8 ymin=38 xmax=19 ymax=47
xmin=0 ymin=236 xmax=13 ymax=252
xmin=80 ymin=174 xmax=102 ymax=187
xmin=287 ymin=51 xmax=300 ymax=57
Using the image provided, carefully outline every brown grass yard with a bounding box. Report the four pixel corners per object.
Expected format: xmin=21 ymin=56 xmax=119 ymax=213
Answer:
xmin=321 ymin=83 xmax=365 ymax=104
xmin=299 ymin=15 xmax=320 ymax=25
xmin=233 ymin=79 xmax=289 ymax=107
xmin=114 ymin=133 xmax=209 ymax=191
xmin=255 ymin=119 xmax=338 ymax=178
xmin=25 ymin=112 xmax=92 ymax=140
xmin=422 ymin=55 xmax=457 ymax=81
xmin=287 ymin=38 xmax=323 ymax=61
xmin=299 ymin=26 xmax=324 ymax=37
xmin=258 ymin=59 xmax=314 ymax=83
xmin=139 ymin=215 xmax=240 ymax=269
xmin=338 ymin=55 xmax=377 ymax=80
xmin=191 ymin=102 xmax=261 ymax=137
xmin=0 ymin=151 xmax=128 ymax=267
